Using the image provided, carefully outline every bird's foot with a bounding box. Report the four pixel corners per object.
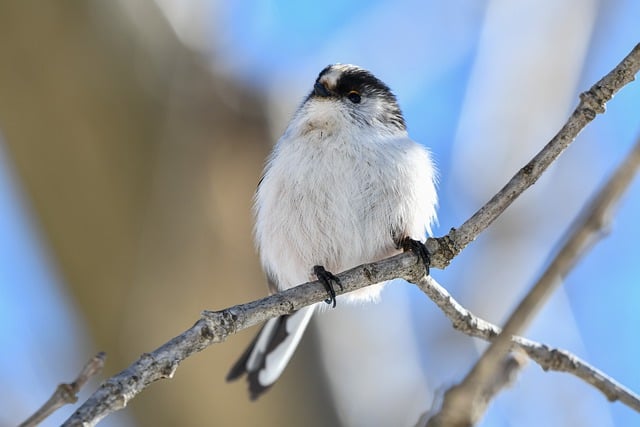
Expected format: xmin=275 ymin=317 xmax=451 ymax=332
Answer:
xmin=402 ymin=237 xmax=431 ymax=276
xmin=313 ymin=265 xmax=343 ymax=308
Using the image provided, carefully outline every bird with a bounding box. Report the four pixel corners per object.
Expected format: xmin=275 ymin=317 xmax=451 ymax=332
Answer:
xmin=226 ymin=63 xmax=438 ymax=400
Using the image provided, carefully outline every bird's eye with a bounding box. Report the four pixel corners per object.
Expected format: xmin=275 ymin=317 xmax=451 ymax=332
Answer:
xmin=347 ymin=91 xmax=361 ymax=104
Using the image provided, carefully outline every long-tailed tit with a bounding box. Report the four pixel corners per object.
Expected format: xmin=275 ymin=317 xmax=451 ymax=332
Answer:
xmin=227 ymin=64 xmax=438 ymax=399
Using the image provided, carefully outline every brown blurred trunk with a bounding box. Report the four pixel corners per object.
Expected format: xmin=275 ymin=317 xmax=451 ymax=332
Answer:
xmin=0 ymin=2 xmax=336 ymax=426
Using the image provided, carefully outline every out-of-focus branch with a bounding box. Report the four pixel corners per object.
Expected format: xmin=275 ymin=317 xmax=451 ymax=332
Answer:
xmin=414 ymin=353 xmax=527 ymax=427
xmin=427 ymin=135 xmax=640 ymax=427
xmin=19 ymin=352 xmax=106 ymax=427
xmin=63 ymin=43 xmax=640 ymax=427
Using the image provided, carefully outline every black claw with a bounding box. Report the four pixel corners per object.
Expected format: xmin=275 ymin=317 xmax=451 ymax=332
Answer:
xmin=402 ymin=238 xmax=431 ymax=276
xmin=313 ymin=265 xmax=342 ymax=308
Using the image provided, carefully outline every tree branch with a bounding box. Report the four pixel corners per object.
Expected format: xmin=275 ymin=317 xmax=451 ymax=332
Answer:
xmin=63 ymin=254 xmax=426 ymax=427
xmin=426 ymin=42 xmax=640 ymax=269
xmin=20 ymin=352 xmax=106 ymax=427
xmin=63 ymin=42 xmax=640 ymax=426
xmin=416 ymin=274 xmax=640 ymax=413
xmin=426 ymin=134 xmax=640 ymax=426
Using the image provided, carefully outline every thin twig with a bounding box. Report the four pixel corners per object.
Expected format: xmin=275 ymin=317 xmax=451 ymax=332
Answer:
xmin=417 ymin=275 xmax=640 ymax=413
xmin=20 ymin=352 xmax=106 ymax=427
xmin=427 ymin=136 xmax=640 ymax=426
xmin=63 ymin=42 xmax=640 ymax=426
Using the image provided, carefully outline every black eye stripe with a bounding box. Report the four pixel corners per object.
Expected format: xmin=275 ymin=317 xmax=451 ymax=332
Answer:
xmin=336 ymin=69 xmax=390 ymax=96
xmin=310 ymin=65 xmax=407 ymax=131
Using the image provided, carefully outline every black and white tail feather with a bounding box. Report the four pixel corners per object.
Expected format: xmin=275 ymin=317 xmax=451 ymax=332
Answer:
xmin=226 ymin=306 xmax=315 ymax=399
xmin=226 ymin=64 xmax=438 ymax=399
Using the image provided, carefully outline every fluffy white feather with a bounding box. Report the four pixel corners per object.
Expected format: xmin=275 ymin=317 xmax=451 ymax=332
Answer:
xmin=228 ymin=64 xmax=438 ymax=398
xmin=255 ymin=76 xmax=437 ymax=303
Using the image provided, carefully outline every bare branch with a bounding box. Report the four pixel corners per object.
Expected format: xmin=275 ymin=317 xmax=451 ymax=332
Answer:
xmin=62 ymin=255 xmax=426 ymax=427
xmin=427 ymin=135 xmax=640 ymax=426
xmin=417 ymin=275 xmax=640 ymax=414
xmin=63 ymin=43 xmax=640 ymax=426
xmin=427 ymin=42 xmax=640 ymax=269
xmin=20 ymin=352 xmax=106 ymax=427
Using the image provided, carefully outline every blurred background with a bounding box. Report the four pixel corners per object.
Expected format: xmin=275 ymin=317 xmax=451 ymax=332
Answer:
xmin=0 ymin=1 xmax=639 ymax=426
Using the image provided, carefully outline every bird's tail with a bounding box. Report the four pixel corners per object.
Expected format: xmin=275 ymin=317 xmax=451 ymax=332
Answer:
xmin=226 ymin=305 xmax=316 ymax=400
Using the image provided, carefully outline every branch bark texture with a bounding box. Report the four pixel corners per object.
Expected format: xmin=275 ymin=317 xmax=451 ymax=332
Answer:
xmin=415 ymin=275 xmax=640 ymax=413
xmin=427 ymin=42 xmax=640 ymax=269
xmin=63 ymin=43 xmax=640 ymax=426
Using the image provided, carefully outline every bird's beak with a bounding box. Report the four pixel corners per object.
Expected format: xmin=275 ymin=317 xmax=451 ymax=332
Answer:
xmin=314 ymin=82 xmax=331 ymax=97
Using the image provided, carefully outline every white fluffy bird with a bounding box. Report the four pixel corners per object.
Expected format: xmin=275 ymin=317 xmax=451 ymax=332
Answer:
xmin=227 ymin=64 xmax=438 ymax=399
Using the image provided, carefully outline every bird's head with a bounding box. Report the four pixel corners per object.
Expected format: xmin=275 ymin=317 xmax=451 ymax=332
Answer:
xmin=291 ymin=64 xmax=406 ymax=139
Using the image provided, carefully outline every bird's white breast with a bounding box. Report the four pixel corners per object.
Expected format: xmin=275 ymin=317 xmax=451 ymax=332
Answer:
xmin=254 ymin=109 xmax=437 ymax=303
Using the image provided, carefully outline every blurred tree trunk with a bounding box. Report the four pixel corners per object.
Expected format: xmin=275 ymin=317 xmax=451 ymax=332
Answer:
xmin=0 ymin=2 xmax=336 ymax=426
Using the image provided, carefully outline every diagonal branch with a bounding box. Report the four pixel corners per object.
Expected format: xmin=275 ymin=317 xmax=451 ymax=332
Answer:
xmin=426 ymin=134 xmax=640 ymax=426
xmin=62 ymin=254 xmax=426 ymax=427
xmin=63 ymin=42 xmax=640 ymax=426
xmin=427 ymin=43 xmax=640 ymax=269
xmin=417 ymin=275 xmax=640 ymax=415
